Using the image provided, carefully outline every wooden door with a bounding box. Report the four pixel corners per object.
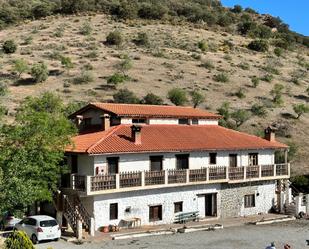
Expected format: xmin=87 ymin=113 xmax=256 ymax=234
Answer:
xmin=107 ymin=157 xmax=119 ymax=174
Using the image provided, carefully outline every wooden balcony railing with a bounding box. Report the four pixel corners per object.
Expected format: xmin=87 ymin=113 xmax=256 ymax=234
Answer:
xmin=70 ymin=163 xmax=290 ymax=195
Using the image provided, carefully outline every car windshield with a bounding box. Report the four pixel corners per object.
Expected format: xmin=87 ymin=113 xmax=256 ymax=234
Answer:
xmin=40 ymin=220 xmax=57 ymax=227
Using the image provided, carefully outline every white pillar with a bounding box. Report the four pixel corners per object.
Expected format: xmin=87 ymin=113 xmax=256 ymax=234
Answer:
xmin=186 ymin=169 xmax=190 ymax=183
xmin=90 ymin=217 xmax=95 ymax=236
xmin=164 ymin=170 xmax=168 ymax=185
xmin=85 ymin=176 xmax=91 ymax=195
xmin=280 ymin=192 xmax=285 ymax=213
xmin=141 ymin=171 xmax=145 ymax=187
xmin=244 ymin=166 xmax=247 ymax=180
xmin=77 ymin=219 xmax=83 ymax=240
xmin=116 ymin=174 xmax=120 ymax=189
xmin=295 ymin=194 xmax=302 ymax=216
xmin=56 ymin=211 xmax=63 ymax=229
xmin=206 ymin=167 xmax=209 ymax=182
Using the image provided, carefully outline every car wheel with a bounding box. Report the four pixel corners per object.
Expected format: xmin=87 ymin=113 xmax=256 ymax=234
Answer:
xmin=31 ymin=234 xmax=38 ymax=244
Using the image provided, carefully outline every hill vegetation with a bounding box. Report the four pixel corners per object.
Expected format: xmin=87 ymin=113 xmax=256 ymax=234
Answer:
xmin=0 ymin=1 xmax=308 ymax=175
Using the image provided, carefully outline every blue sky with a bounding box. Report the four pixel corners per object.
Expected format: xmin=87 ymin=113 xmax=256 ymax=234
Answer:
xmin=221 ymin=0 xmax=309 ymax=36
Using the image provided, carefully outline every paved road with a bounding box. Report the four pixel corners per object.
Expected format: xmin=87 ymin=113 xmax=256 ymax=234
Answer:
xmin=36 ymin=220 xmax=309 ymax=249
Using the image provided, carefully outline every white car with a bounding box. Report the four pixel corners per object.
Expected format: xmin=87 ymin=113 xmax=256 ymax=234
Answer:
xmin=15 ymin=215 xmax=61 ymax=244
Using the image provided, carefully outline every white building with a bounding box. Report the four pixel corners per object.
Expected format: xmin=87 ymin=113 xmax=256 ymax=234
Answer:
xmin=57 ymin=103 xmax=290 ymax=237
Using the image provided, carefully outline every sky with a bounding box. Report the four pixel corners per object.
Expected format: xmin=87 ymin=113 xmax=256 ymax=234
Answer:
xmin=221 ymin=0 xmax=309 ymax=36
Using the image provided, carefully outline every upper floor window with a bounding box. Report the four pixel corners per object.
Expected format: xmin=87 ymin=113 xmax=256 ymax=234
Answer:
xmin=110 ymin=116 xmax=121 ymax=126
xmin=83 ymin=118 xmax=92 ymax=126
xmin=229 ymin=154 xmax=237 ymax=167
xmin=150 ymin=156 xmax=163 ymax=171
xmin=192 ymin=119 xmax=199 ymax=125
xmin=178 ymin=119 xmax=189 ymax=125
xmin=132 ymin=118 xmax=146 ymax=124
xmin=249 ymin=153 xmax=258 ymax=166
xmin=176 ymin=154 xmax=189 ymax=169
xmin=209 ymin=153 xmax=217 ymax=165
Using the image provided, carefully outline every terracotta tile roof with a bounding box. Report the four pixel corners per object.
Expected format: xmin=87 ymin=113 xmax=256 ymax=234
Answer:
xmin=66 ymin=125 xmax=288 ymax=154
xmin=74 ymin=103 xmax=221 ymax=119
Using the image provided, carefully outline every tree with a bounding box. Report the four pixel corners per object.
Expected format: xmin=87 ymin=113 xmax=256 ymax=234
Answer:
xmin=30 ymin=62 xmax=48 ymax=83
xmin=231 ymin=109 xmax=250 ymax=127
xmin=13 ymin=59 xmax=29 ymax=78
xmin=141 ymin=93 xmax=163 ymax=105
xmin=270 ymin=84 xmax=284 ymax=106
xmin=190 ymin=89 xmax=204 ymax=108
xmin=113 ymin=89 xmax=140 ymax=104
xmin=2 ymin=40 xmax=17 ymax=54
xmin=247 ymin=39 xmax=269 ymax=52
xmin=293 ymin=103 xmax=309 ymax=119
xmin=0 ymin=93 xmax=76 ymax=214
xmin=217 ymin=102 xmax=230 ymax=120
xmin=167 ymin=88 xmax=187 ymax=106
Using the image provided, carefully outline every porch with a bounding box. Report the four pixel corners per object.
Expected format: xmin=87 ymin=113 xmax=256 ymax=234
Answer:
xmin=68 ymin=163 xmax=290 ymax=196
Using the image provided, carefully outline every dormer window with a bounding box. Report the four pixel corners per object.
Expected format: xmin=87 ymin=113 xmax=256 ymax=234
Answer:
xmin=132 ymin=118 xmax=146 ymax=124
xmin=84 ymin=118 xmax=92 ymax=126
xmin=178 ymin=119 xmax=189 ymax=125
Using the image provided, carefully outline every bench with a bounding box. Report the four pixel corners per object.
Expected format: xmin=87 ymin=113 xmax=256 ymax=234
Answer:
xmin=174 ymin=211 xmax=199 ymax=224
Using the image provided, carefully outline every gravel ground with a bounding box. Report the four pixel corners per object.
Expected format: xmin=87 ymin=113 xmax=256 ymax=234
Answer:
xmin=36 ymin=220 xmax=309 ymax=249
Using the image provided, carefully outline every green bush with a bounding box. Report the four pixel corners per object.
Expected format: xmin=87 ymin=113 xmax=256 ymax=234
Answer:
xmin=133 ymin=32 xmax=150 ymax=47
xmin=251 ymin=103 xmax=267 ymax=117
xmin=0 ymin=82 xmax=8 ymax=96
xmin=247 ymin=39 xmax=269 ymax=52
xmin=234 ymin=88 xmax=246 ymax=99
xmin=79 ymin=22 xmax=92 ymax=36
xmin=251 ymin=76 xmax=260 ymax=88
xmin=2 ymin=40 xmax=17 ymax=54
xmin=31 ymin=62 xmax=48 ymax=83
xmin=73 ymin=70 xmax=94 ymax=84
xmin=231 ymin=109 xmax=251 ymax=127
xmin=113 ymin=88 xmax=140 ymax=104
xmin=261 ymin=74 xmax=273 ymax=82
xmin=138 ymin=2 xmax=167 ymax=20
xmin=231 ymin=5 xmax=242 ymax=13
xmin=199 ymin=60 xmax=215 ymax=70
xmin=105 ymin=31 xmax=123 ymax=46
xmin=293 ymin=103 xmax=309 ymax=119
xmin=197 ymin=40 xmax=208 ymax=52
xmin=213 ymin=73 xmax=229 ymax=83
xmin=141 ymin=93 xmax=163 ymax=105
xmin=112 ymin=1 xmax=138 ymax=19
xmin=107 ymin=73 xmax=128 ymax=85
xmin=270 ymin=83 xmax=284 ymax=106
xmin=13 ymin=59 xmax=29 ymax=78
xmin=190 ymin=89 xmax=204 ymax=108
xmin=5 ymin=230 xmax=34 ymax=249
xmin=217 ymin=14 xmax=233 ymax=27
xmin=167 ymin=88 xmax=187 ymax=106
xmin=274 ymin=47 xmax=283 ymax=57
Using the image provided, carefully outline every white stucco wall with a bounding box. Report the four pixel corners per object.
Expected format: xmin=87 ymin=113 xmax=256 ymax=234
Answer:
xmin=240 ymin=181 xmax=276 ymax=216
xmin=92 ymin=150 xmax=275 ymax=175
xmin=198 ymin=119 xmax=219 ymax=125
xmin=92 ymin=184 xmax=221 ymax=229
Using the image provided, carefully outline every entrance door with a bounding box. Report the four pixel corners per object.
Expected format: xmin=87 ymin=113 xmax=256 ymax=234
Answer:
xmin=205 ymin=193 xmax=217 ymax=217
xmin=107 ymin=157 xmax=119 ymax=174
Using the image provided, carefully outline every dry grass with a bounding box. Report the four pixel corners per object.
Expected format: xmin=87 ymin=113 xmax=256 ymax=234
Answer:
xmin=0 ymin=14 xmax=308 ymax=175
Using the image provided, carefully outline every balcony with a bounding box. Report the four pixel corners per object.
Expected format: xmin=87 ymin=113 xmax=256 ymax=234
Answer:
xmin=69 ymin=163 xmax=290 ymax=196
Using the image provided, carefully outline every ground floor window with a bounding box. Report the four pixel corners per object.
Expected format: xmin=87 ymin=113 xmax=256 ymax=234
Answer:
xmin=110 ymin=203 xmax=118 ymax=220
xmin=174 ymin=202 xmax=183 ymax=213
xmin=244 ymin=194 xmax=255 ymax=208
xmin=149 ymin=205 xmax=162 ymax=221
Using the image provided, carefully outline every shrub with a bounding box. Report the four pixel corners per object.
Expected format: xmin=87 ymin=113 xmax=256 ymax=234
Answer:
xmin=251 ymin=76 xmax=260 ymax=88
xmin=274 ymin=47 xmax=283 ymax=57
xmin=217 ymin=14 xmax=233 ymax=27
xmin=141 ymin=93 xmax=163 ymax=105
xmin=167 ymin=88 xmax=187 ymax=106
xmin=245 ymin=7 xmax=258 ymax=14
xmin=199 ymin=60 xmax=215 ymax=70
xmin=231 ymin=109 xmax=251 ymax=127
xmin=213 ymin=73 xmax=229 ymax=83
xmin=270 ymin=84 xmax=284 ymax=106
xmin=261 ymin=74 xmax=273 ymax=82
xmin=247 ymin=39 xmax=269 ymax=52
xmin=251 ymin=103 xmax=267 ymax=117
xmin=107 ymin=73 xmax=128 ymax=85
xmin=238 ymin=62 xmax=250 ymax=70
xmin=2 ymin=40 xmax=17 ymax=54
xmin=0 ymin=82 xmax=8 ymax=96
xmin=291 ymin=69 xmax=306 ymax=85
xmin=73 ymin=70 xmax=94 ymax=84
xmin=60 ymin=56 xmax=74 ymax=72
xmin=190 ymin=89 xmax=204 ymax=108
xmin=112 ymin=1 xmax=138 ymax=19
xmin=79 ymin=22 xmax=92 ymax=36
xmin=138 ymin=2 xmax=167 ymax=20
xmin=133 ymin=32 xmax=150 ymax=47
xmin=13 ymin=59 xmax=29 ymax=78
xmin=249 ymin=25 xmax=272 ymax=39
xmin=5 ymin=230 xmax=34 ymax=249
xmin=238 ymin=21 xmax=257 ymax=36
xmin=31 ymin=62 xmax=48 ymax=83
xmin=234 ymin=88 xmax=246 ymax=99
xmin=113 ymin=88 xmax=140 ymax=104
xmin=306 ymin=86 xmax=309 ymax=96
xmin=293 ymin=103 xmax=309 ymax=119
xmin=197 ymin=40 xmax=208 ymax=52
xmin=231 ymin=5 xmax=243 ymax=13
xmin=105 ymin=31 xmax=123 ymax=46
xmin=116 ymin=55 xmax=133 ymax=76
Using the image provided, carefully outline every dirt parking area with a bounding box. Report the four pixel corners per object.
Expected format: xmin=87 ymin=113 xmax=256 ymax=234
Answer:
xmin=36 ymin=220 xmax=309 ymax=249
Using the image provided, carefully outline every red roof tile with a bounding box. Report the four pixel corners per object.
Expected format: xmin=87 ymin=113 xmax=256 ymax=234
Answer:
xmin=66 ymin=125 xmax=288 ymax=154
xmin=74 ymin=103 xmax=221 ymax=119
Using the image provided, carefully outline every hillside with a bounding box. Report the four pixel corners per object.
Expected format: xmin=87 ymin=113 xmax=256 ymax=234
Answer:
xmin=0 ymin=11 xmax=308 ymax=175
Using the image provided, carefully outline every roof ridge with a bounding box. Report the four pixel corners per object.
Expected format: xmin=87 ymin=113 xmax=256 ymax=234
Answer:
xmin=86 ymin=125 xmax=123 ymax=153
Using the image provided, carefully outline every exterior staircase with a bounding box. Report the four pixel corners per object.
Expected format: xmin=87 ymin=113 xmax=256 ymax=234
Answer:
xmin=54 ymin=191 xmax=94 ymax=238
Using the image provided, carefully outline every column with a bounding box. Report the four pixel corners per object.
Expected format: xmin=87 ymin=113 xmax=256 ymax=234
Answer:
xmin=115 ymin=174 xmax=120 ymax=189
xmin=86 ymin=176 xmax=91 ymax=195
xmin=76 ymin=220 xmax=83 ymax=240
xmin=90 ymin=218 xmax=95 ymax=237
xmin=164 ymin=170 xmax=168 ymax=185
xmin=186 ymin=169 xmax=190 ymax=183
xmin=141 ymin=171 xmax=145 ymax=187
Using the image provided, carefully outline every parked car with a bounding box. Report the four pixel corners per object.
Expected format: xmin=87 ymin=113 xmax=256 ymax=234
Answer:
xmin=0 ymin=212 xmax=21 ymax=231
xmin=15 ymin=215 xmax=61 ymax=244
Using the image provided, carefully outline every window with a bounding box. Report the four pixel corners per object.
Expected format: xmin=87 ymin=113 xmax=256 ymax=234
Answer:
xmin=192 ymin=119 xmax=199 ymax=125
xmin=83 ymin=118 xmax=92 ymax=126
xmin=150 ymin=156 xmax=163 ymax=171
xmin=110 ymin=116 xmax=121 ymax=126
xmin=229 ymin=154 xmax=237 ymax=167
xmin=71 ymin=155 xmax=78 ymax=174
xmin=209 ymin=153 xmax=217 ymax=165
xmin=244 ymin=194 xmax=255 ymax=208
xmin=249 ymin=153 xmax=258 ymax=166
xmin=110 ymin=203 xmax=118 ymax=220
xmin=149 ymin=205 xmax=162 ymax=221
xmin=178 ymin=119 xmax=189 ymax=125
xmin=132 ymin=118 xmax=146 ymax=124
xmin=176 ymin=154 xmax=189 ymax=169
xmin=107 ymin=157 xmax=119 ymax=174
xmin=174 ymin=202 xmax=183 ymax=213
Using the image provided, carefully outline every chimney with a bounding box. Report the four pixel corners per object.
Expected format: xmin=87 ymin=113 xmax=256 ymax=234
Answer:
xmin=131 ymin=125 xmax=142 ymax=145
xmin=264 ymin=126 xmax=276 ymax=142
xmin=100 ymin=114 xmax=110 ymax=131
